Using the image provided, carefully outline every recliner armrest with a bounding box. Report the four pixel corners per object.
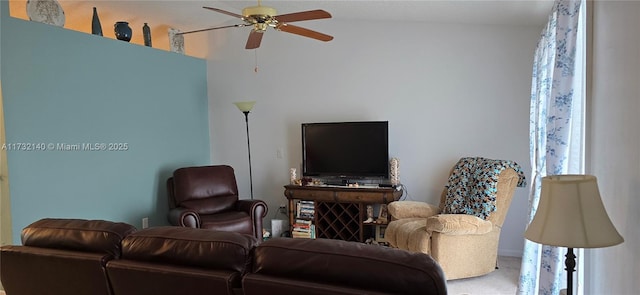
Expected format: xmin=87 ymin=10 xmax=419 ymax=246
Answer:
xmin=236 ymin=199 xmax=268 ymax=218
xmin=425 ymin=214 xmax=493 ymax=235
xmin=168 ymin=207 xmax=201 ymax=228
xmin=236 ymin=199 xmax=268 ymax=239
xmin=388 ymin=201 xmax=441 ymax=220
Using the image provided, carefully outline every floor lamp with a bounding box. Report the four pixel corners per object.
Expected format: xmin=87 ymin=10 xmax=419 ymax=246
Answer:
xmin=234 ymin=101 xmax=256 ymax=200
xmin=524 ymin=175 xmax=624 ymax=295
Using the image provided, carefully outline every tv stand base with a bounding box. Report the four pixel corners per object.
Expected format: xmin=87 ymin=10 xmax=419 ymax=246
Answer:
xmin=284 ymin=185 xmax=403 ymax=242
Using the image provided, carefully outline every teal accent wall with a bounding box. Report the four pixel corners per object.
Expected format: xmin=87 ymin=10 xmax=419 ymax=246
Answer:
xmin=1 ymin=11 xmax=210 ymax=243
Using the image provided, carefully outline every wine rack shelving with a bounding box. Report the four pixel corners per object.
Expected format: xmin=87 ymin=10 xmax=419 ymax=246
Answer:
xmin=284 ymin=185 xmax=402 ymax=242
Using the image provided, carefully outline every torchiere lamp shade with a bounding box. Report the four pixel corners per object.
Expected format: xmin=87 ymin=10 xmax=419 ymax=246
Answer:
xmin=234 ymin=101 xmax=256 ymax=113
xmin=524 ymin=174 xmax=624 ymax=248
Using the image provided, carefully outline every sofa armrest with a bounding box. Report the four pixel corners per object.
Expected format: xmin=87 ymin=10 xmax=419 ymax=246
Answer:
xmin=425 ymin=214 xmax=493 ymax=235
xmin=168 ymin=207 xmax=200 ymax=228
xmin=388 ymin=201 xmax=441 ymax=220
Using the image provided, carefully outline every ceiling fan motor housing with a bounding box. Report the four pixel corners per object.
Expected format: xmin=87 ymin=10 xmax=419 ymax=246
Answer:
xmin=242 ymin=6 xmax=278 ymax=31
xmin=243 ymin=6 xmax=277 ymax=20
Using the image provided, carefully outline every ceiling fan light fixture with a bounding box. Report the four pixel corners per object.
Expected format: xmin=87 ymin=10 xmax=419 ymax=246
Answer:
xmin=242 ymin=6 xmax=277 ymax=18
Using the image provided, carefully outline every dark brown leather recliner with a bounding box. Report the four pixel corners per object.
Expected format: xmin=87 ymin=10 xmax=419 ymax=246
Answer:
xmin=167 ymin=165 xmax=268 ymax=239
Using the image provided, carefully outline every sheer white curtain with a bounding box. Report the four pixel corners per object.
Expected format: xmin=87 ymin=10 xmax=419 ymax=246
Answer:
xmin=517 ymin=0 xmax=585 ymax=294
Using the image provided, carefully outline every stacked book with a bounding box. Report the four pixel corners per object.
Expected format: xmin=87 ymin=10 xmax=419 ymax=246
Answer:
xmin=292 ymin=219 xmax=316 ymax=238
xmin=292 ymin=200 xmax=315 ymax=238
xmin=296 ymin=200 xmax=315 ymax=219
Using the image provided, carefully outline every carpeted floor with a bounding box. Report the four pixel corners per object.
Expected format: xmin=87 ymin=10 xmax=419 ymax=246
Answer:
xmin=446 ymin=256 xmax=521 ymax=295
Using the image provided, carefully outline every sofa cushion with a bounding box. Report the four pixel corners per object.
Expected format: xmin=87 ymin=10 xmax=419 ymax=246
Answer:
xmin=245 ymin=238 xmax=447 ymax=295
xmin=2 ymin=218 xmax=136 ymax=295
xmin=21 ymin=218 xmax=136 ymax=258
xmin=119 ymin=226 xmax=258 ymax=273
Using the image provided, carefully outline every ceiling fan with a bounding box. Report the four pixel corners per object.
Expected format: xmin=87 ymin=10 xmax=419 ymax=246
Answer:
xmin=179 ymin=0 xmax=334 ymax=49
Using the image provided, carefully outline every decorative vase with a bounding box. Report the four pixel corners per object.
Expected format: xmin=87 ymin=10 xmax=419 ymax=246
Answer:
xmin=26 ymin=0 xmax=65 ymax=27
xmin=91 ymin=7 xmax=103 ymax=36
xmin=289 ymin=168 xmax=297 ymax=185
xmin=390 ymin=157 xmax=400 ymax=185
xmin=168 ymin=28 xmax=185 ymax=54
xmin=142 ymin=23 xmax=152 ymax=47
xmin=364 ymin=205 xmax=374 ymax=223
xmin=114 ymin=21 xmax=132 ymax=42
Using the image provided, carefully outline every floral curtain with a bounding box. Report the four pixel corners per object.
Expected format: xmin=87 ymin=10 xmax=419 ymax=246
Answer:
xmin=517 ymin=0 xmax=584 ymax=294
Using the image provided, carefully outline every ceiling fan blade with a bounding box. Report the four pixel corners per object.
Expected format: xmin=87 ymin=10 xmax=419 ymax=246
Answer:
xmin=245 ymin=30 xmax=264 ymax=49
xmin=276 ymin=24 xmax=333 ymax=42
xmin=203 ymin=6 xmax=243 ymax=19
xmin=275 ymin=9 xmax=332 ymax=23
xmin=177 ymin=24 xmax=246 ymax=35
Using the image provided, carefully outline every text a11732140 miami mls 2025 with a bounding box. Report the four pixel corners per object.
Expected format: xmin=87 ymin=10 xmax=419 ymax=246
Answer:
xmin=1 ymin=142 xmax=129 ymax=152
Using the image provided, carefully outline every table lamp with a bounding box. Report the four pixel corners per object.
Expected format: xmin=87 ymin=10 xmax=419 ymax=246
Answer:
xmin=524 ymin=174 xmax=624 ymax=295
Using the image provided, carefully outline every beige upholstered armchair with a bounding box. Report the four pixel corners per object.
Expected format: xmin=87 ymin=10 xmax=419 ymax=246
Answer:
xmin=386 ymin=157 xmax=526 ymax=280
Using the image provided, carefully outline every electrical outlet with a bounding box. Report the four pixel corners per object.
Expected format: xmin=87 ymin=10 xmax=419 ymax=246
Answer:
xmin=278 ymin=204 xmax=287 ymax=214
xmin=142 ymin=217 xmax=149 ymax=229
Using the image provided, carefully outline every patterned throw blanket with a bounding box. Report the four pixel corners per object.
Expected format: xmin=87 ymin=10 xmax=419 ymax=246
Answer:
xmin=442 ymin=157 xmax=527 ymax=220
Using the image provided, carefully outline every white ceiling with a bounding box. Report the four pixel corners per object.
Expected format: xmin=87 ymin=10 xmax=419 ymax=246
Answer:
xmin=229 ymin=0 xmax=554 ymax=25
xmin=146 ymin=0 xmax=555 ymax=28
xmin=13 ymin=0 xmax=554 ymax=28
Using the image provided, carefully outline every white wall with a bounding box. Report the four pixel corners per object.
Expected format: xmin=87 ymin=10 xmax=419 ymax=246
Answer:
xmin=206 ymin=19 xmax=541 ymax=256
xmin=587 ymin=1 xmax=640 ymax=294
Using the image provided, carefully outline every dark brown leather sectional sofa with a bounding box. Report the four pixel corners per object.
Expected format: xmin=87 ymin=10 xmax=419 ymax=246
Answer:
xmin=0 ymin=218 xmax=447 ymax=295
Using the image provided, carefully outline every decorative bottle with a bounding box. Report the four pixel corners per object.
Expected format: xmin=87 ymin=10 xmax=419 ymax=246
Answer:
xmin=168 ymin=28 xmax=185 ymax=54
xmin=390 ymin=157 xmax=400 ymax=185
xmin=289 ymin=168 xmax=297 ymax=185
xmin=91 ymin=7 xmax=103 ymax=36
xmin=114 ymin=21 xmax=132 ymax=42
xmin=142 ymin=23 xmax=152 ymax=47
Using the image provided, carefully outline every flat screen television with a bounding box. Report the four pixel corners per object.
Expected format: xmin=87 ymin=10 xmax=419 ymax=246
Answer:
xmin=302 ymin=121 xmax=389 ymax=183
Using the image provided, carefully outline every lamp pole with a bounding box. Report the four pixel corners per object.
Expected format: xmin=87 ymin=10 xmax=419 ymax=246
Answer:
xmin=234 ymin=101 xmax=256 ymax=200
xmin=565 ymin=247 xmax=576 ymax=295
xmin=242 ymin=111 xmax=254 ymax=200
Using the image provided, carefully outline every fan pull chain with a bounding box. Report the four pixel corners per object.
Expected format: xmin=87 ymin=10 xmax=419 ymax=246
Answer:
xmin=254 ymin=50 xmax=259 ymax=73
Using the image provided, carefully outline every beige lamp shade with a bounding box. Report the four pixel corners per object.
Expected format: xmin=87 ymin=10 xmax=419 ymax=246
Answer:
xmin=524 ymin=175 xmax=624 ymax=248
xmin=234 ymin=101 xmax=256 ymax=112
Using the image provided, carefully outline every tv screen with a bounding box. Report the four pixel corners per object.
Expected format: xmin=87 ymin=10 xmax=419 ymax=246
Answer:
xmin=302 ymin=121 xmax=389 ymax=180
